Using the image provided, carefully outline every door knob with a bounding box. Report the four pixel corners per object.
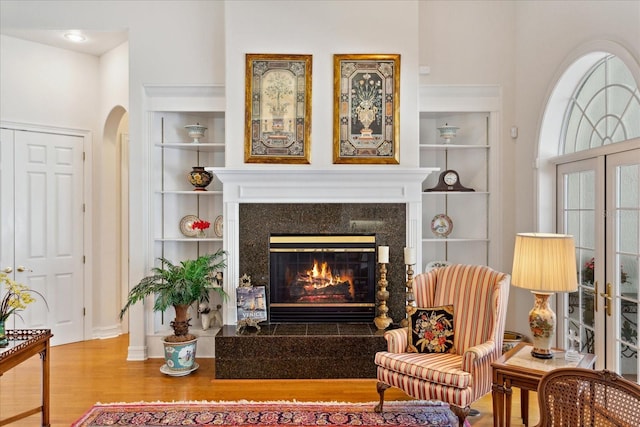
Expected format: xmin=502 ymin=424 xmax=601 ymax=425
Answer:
xmin=599 ymin=282 xmax=612 ymax=317
xmin=16 ymin=265 xmax=31 ymax=272
xmin=2 ymin=267 xmax=12 ymax=274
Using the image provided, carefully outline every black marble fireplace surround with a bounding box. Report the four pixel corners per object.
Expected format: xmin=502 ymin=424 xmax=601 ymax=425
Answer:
xmin=214 ymin=203 xmax=407 ymax=379
xmin=238 ymin=203 xmax=407 ymax=322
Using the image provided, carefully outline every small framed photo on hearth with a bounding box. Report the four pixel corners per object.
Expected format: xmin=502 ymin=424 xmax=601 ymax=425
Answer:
xmin=236 ymin=285 xmax=267 ymax=323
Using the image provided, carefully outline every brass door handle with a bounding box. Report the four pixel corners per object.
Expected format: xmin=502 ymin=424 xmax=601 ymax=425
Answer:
xmin=2 ymin=267 xmax=12 ymax=274
xmin=599 ymin=282 xmax=612 ymax=317
xmin=590 ymin=281 xmax=598 ymax=312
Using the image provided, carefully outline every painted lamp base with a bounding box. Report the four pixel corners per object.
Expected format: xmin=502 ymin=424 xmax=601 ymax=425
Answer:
xmin=528 ymin=291 xmax=556 ymax=359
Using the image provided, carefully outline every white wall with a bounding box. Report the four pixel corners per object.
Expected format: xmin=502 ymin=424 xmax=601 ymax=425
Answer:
xmin=0 ymin=35 xmax=99 ymax=129
xmin=418 ymin=0 xmax=518 ymax=272
xmin=224 ymin=0 xmax=420 ymax=168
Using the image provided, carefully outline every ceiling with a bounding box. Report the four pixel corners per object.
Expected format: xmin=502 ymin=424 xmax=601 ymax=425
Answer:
xmin=0 ymin=29 xmax=128 ymax=56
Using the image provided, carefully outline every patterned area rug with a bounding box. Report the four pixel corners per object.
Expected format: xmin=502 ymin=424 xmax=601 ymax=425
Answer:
xmin=72 ymin=400 xmax=468 ymax=426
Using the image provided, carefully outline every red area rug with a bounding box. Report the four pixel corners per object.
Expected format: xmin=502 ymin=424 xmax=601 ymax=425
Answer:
xmin=72 ymin=400 xmax=468 ymax=426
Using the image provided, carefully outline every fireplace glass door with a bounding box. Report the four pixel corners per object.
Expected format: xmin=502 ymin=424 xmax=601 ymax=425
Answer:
xmin=269 ymin=235 xmax=377 ymax=323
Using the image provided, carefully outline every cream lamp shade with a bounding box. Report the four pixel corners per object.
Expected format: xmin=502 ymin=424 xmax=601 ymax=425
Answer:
xmin=511 ymin=233 xmax=577 ymax=359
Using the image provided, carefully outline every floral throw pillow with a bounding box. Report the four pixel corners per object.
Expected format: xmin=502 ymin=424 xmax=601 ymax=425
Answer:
xmin=407 ymin=305 xmax=455 ymax=354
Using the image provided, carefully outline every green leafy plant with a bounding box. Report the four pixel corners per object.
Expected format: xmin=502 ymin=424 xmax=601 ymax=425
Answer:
xmin=120 ymin=250 xmax=227 ymax=341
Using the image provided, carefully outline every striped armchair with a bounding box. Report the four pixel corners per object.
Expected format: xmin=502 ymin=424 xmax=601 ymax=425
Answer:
xmin=374 ymin=264 xmax=511 ymax=425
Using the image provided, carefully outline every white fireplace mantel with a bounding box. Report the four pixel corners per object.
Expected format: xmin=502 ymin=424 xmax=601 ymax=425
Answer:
xmin=205 ymin=167 xmax=439 ymax=324
xmin=207 ymin=167 xmax=438 ymax=204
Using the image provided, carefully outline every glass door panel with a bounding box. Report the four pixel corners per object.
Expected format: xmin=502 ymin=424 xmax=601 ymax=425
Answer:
xmin=607 ymin=150 xmax=639 ymax=381
xmin=557 ymin=158 xmax=605 ymax=368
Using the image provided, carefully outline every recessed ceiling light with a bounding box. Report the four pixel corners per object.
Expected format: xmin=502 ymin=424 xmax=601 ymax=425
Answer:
xmin=64 ymin=32 xmax=87 ymax=43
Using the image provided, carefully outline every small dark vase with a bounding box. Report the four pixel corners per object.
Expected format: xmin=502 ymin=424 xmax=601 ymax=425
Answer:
xmin=188 ymin=166 xmax=213 ymax=191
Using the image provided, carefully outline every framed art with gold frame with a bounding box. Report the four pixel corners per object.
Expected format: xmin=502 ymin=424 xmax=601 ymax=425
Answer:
xmin=244 ymin=54 xmax=312 ymax=164
xmin=333 ymin=54 xmax=400 ymax=164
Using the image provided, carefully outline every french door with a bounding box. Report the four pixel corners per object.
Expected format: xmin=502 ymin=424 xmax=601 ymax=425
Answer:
xmin=557 ymin=147 xmax=639 ymax=379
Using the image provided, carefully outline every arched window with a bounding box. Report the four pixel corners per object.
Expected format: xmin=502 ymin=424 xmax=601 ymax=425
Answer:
xmin=562 ymin=55 xmax=640 ymax=154
xmin=547 ymin=49 xmax=640 ymax=378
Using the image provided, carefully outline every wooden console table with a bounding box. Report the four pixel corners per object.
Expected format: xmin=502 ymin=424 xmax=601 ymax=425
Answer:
xmin=0 ymin=329 xmax=52 ymax=426
xmin=492 ymin=342 xmax=596 ymax=427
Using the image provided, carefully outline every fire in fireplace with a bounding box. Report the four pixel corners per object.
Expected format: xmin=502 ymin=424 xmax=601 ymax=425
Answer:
xmin=269 ymin=234 xmax=377 ymax=323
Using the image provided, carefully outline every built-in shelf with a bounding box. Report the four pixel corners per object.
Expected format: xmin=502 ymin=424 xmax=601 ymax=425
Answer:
xmin=155 ymin=142 xmax=225 ymax=152
xmin=419 ymin=110 xmax=494 ymax=266
xmin=419 ymin=144 xmax=490 ymax=150
xmin=156 ymin=190 xmax=223 ymax=195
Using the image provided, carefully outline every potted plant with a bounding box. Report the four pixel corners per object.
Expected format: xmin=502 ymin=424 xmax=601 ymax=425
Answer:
xmin=119 ymin=250 xmax=227 ymax=375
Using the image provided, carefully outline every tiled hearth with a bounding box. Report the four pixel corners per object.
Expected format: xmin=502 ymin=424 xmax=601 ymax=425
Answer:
xmin=215 ymin=324 xmax=388 ymax=379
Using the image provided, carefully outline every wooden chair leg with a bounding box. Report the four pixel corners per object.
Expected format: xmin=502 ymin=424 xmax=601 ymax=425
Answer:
xmin=449 ymin=404 xmax=470 ymax=426
xmin=374 ymin=381 xmax=390 ymax=413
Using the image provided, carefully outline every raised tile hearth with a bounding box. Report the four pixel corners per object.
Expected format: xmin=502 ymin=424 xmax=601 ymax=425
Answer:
xmin=214 ymin=323 xmax=389 ymax=379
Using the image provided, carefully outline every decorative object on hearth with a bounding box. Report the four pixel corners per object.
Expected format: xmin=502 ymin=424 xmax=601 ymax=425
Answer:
xmin=187 ymin=166 xmax=213 ymax=191
xmin=119 ymin=251 xmax=227 ymax=375
xmin=424 ymin=169 xmax=474 ymax=192
xmin=431 ymin=214 xmax=453 ymax=238
xmin=184 ymin=122 xmax=207 ymax=143
xmin=511 ymin=233 xmax=577 ymax=359
xmin=191 ymin=219 xmax=210 ymax=238
xmin=245 ymin=54 xmax=312 ymax=164
xmin=239 ymin=273 xmax=252 ymax=287
xmin=72 ymin=400 xmax=466 ymax=427
xmin=374 ymin=246 xmax=393 ymax=330
xmin=333 ymin=54 xmax=400 ymax=164
xmin=236 ymin=283 xmax=267 ymax=333
xmin=0 ymin=273 xmax=48 ymax=347
xmin=400 ymin=247 xmax=417 ymax=328
xmin=437 ymin=123 xmax=459 ymax=144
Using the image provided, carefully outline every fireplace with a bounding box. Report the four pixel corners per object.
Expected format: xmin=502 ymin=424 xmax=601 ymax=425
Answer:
xmin=269 ymin=234 xmax=377 ymax=323
xmin=208 ymin=168 xmax=437 ymax=326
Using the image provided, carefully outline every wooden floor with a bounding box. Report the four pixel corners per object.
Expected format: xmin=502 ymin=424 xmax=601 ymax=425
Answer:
xmin=0 ymin=334 xmax=539 ymax=426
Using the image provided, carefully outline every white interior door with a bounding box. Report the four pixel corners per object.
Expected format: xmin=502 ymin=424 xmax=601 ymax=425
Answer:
xmin=3 ymin=129 xmax=85 ymax=345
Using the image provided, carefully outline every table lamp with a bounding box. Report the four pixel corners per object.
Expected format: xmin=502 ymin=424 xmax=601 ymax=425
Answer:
xmin=511 ymin=233 xmax=577 ymax=359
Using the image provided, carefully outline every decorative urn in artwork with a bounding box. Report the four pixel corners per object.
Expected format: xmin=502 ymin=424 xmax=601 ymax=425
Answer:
xmin=188 ymin=166 xmax=213 ymax=191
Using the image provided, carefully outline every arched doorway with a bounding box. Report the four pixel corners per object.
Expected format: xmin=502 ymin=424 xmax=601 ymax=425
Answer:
xmin=99 ymin=107 xmax=129 ymax=336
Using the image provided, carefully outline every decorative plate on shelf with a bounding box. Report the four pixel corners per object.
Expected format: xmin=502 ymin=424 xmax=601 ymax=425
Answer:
xmin=213 ymin=215 xmax=223 ymax=238
xmin=179 ymin=215 xmax=200 ymax=237
xmin=431 ymin=214 xmax=453 ymax=238
xmin=425 ymin=260 xmax=452 ymax=273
